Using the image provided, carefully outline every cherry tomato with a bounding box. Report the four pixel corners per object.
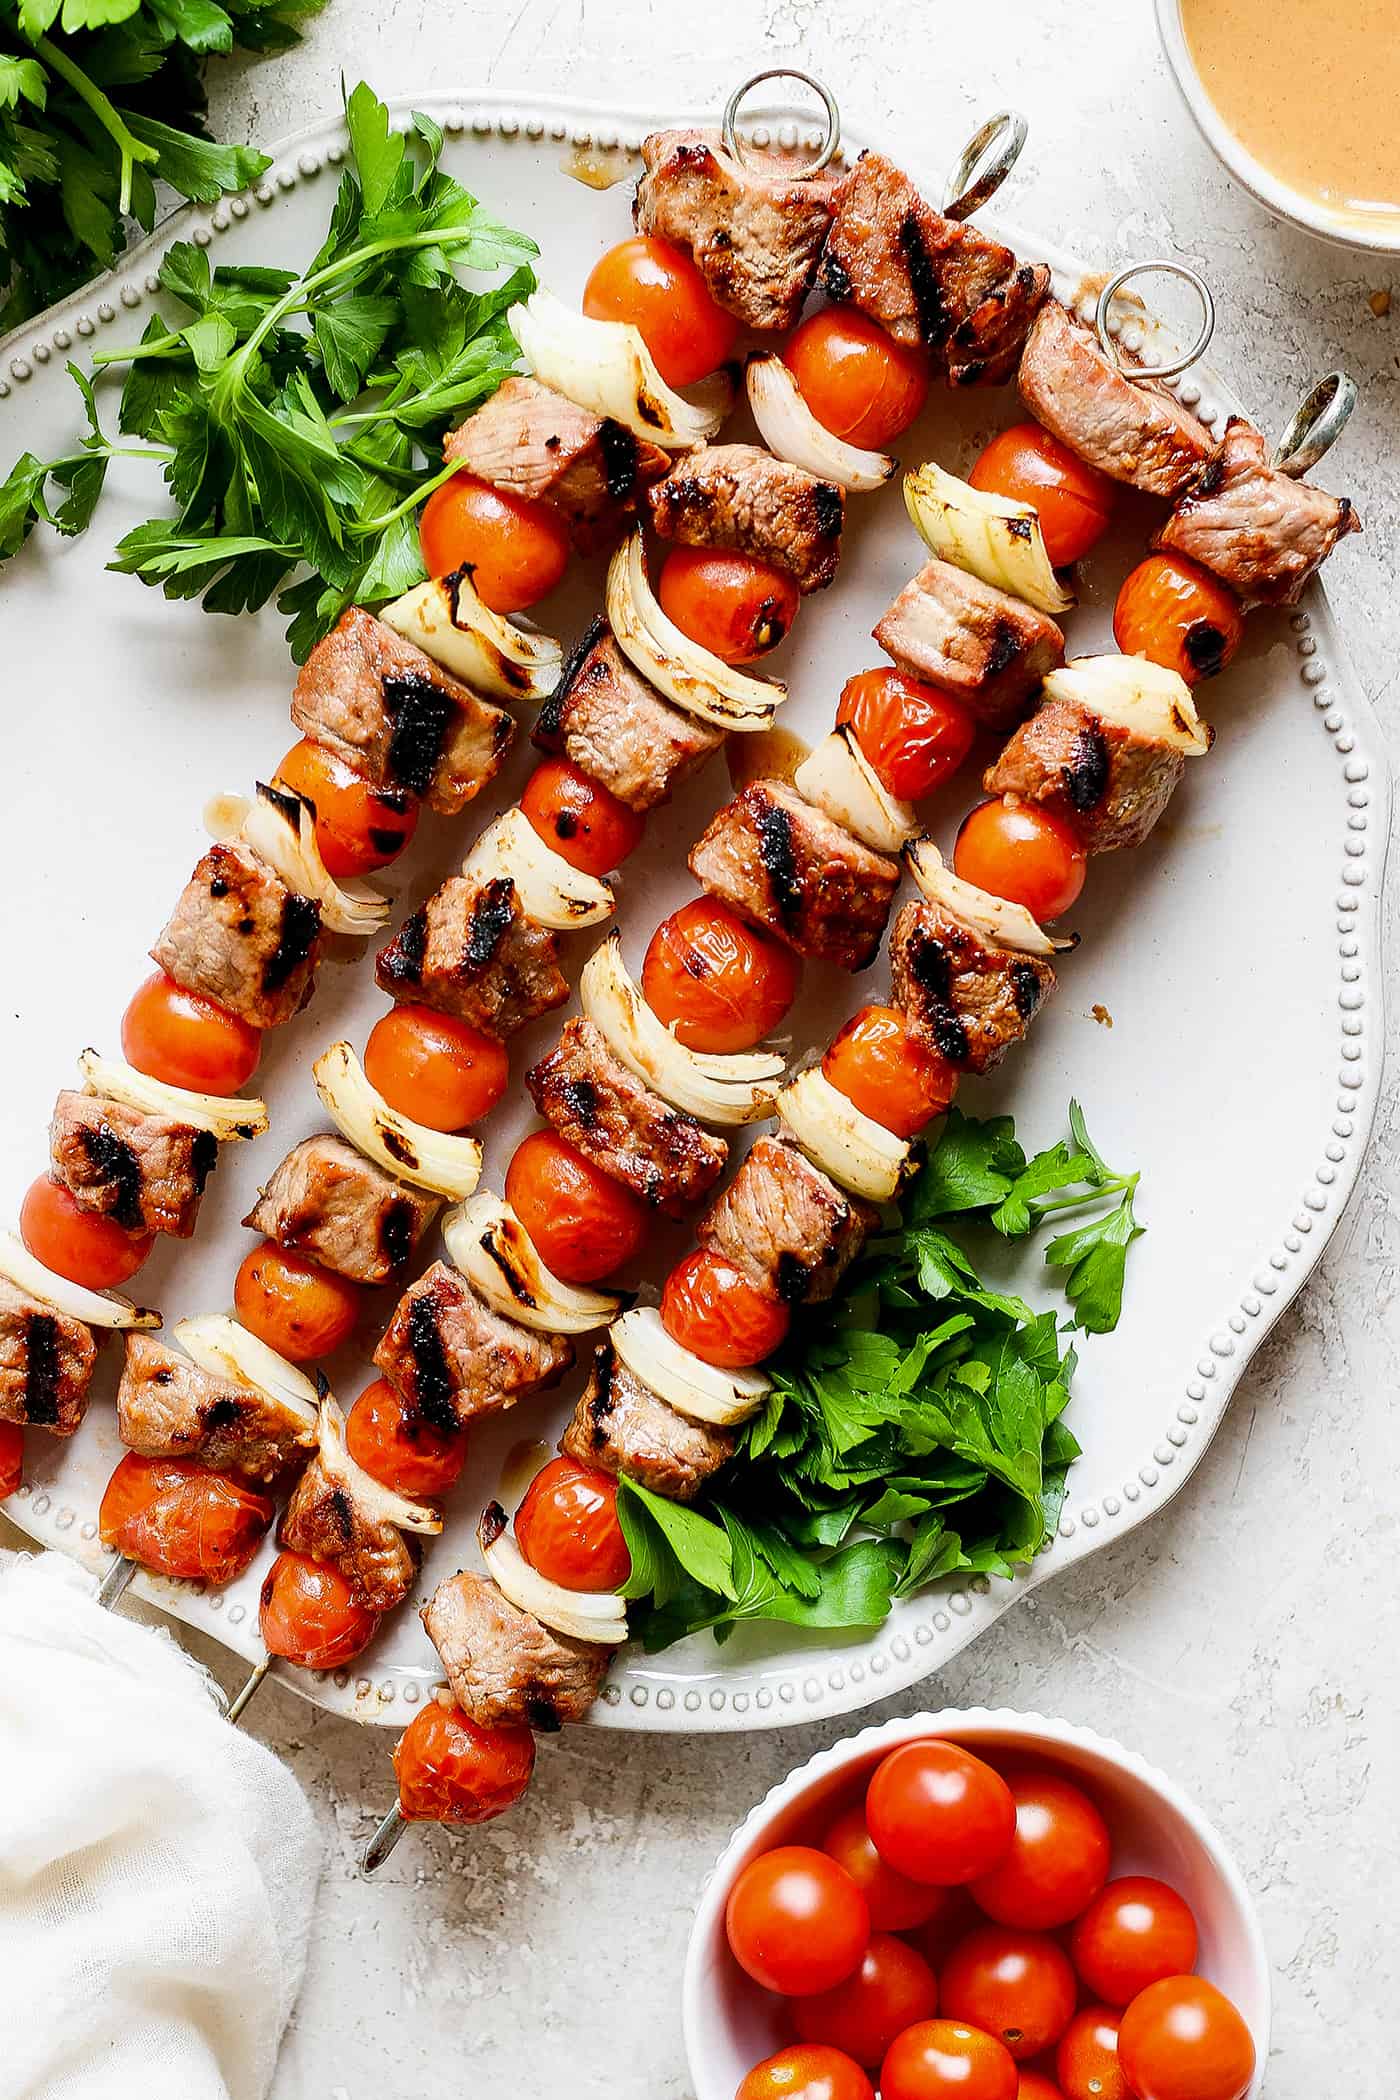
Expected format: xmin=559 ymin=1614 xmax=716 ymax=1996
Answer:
xmin=784 ymin=308 xmax=930 ymax=448
xmin=1116 ymin=1979 xmax=1255 ymax=2100
xmin=794 ymin=1932 xmax=939 ymax=2066
xmin=1113 ymin=554 xmax=1244 ymax=687
xmin=20 ymin=1174 xmax=155 ymax=1290
xmin=725 ymin=1845 xmax=871 ymax=1997
xmin=737 ymin=2044 xmax=874 ymax=2100
xmin=345 ymin=1377 xmax=467 ymax=1498
xmin=953 ymin=798 xmax=1086 ymax=922
xmin=823 ymin=1005 xmax=957 ymax=1140
xmin=0 ymin=1421 xmax=23 ymax=1499
xmin=583 ymin=233 xmax=738 ymax=388
xmin=658 ymin=545 xmax=800 ymax=664
xmin=259 ymin=1549 xmax=379 ymax=1670
xmin=643 ymin=898 xmax=800 ymax=1053
xmin=505 ymin=1130 xmax=648 ymax=1284
xmin=865 ymin=1740 xmax=1016 ymax=1888
xmin=515 ymin=1455 xmax=631 ymax=1592
xmin=661 ymin=1249 xmax=790 ymax=1370
xmin=836 ymin=669 xmax=977 ymax=803
xmin=274 ymin=738 xmax=419 ymax=877
xmin=969 ymin=1768 xmax=1111 ymax=1931
xmin=394 ymin=1694 xmax=537 ymax=1825
xmin=1055 ymin=2006 xmax=1131 ymax=2100
xmin=1017 ymin=2074 xmax=1067 ymax=2100
xmin=121 ymin=969 xmax=261 ymax=1094
xmin=520 ymin=757 xmax=646 ymax=876
xmin=880 ymin=2021 xmax=1019 ymax=2100
xmin=822 ymin=1804 xmax=948 ymax=1932
xmin=99 ymin=1453 xmax=273 ymax=1584
xmin=940 ymin=1927 xmax=1077 ymax=2062
xmin=364 ymin=1003 xmax=509 ymax=1133
xmin=970 ymin=423 xmax=1117 ymax=568
xmin=419 ymin=474 xmax=570 ymax=612
xmin=233 ymin=1243 xmax=361 ymax=1362
xmin=1070 ymin=1878 xmax=1199 ymax=2008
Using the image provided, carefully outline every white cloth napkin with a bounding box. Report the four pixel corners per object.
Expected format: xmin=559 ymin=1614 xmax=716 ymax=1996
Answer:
xmin=0 ymin=1550 xmax=320 ymax=2100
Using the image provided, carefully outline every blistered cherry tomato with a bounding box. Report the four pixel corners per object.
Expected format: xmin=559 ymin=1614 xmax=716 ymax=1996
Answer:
xmin=970 ymin=1768 xmax=1111 ymax=1931
xmin=940 ymin=1927 xmax=1077 ymax=2062
xmin=259 ymin=1549 xmax=379 ymax=1670
xmin=274 ymin=738 xmax=419 ymax=877
xmin=346 ymin=1377 xmax=467 ymax=1498
xmin=785 ymin=308 xmax=930 ymax=448
xmin=737 ymin=2044 xmax=874 ymax=2100
xmin=583 ymin=234 xmax=737 ymax=387
xmin=1055 ymin=2006 xmax=1130 ymax=2100
xmin=954 ymin=798 xmax=1086 ymax=922
xmin=0 ymin=1422 xmax=23 ymax=1499
xmin=1116 ymin=1978 xmax=1256 ymax=2100
xmin=1017 ymin=2074 xmax=1067 ymax=2100
xmin=880 ymin=2020 xmax=1018 ymax=2100
xmin=20 ymin=1175 xmax=155 ymax=1290
xmin=1113 ymin=554 xmax=1244 ymax=686
xmin=725 ymin=1845 xmax=870 ymax=1997
xmin=970 ymin=422 xmax=1117 ymax=568
xmin=822 ymin=1804 xmax=948 ymax=1932
xmin=515 ymin=1455 xmax=631 ymax=1592
xmin=521 ymin=757 xmax=646 ymax=876
xmin=505 ymin=1130 xmax=647 ymax=1284
xmin=643 ymin=898 xmax=800 ymax=1053
xmin=823 ymin=1005 xmax=956 ymax=1139
xmin=364 ymin=1003 xmax=509 ymax=1133
xmin=658 ymin=545 xmax=800 ymax=664
xmin=661 ymin=1249 xmax=790 ymax=1370
xmin=121 ymin=969 xmax=261 ymax=1094
xmin=865 ymin=1740 xmax=1016 ymax=1888
xmin=836 ymin=670 xmax=977 ymax=803
xmin=419 ymin=474 xmax=569 ymax=611
xmin=99 ymin=1453 xmax=273 ymax=1584
xmin=794 ymin=1932 xmax=939 ymax=2066
xmin=394 ymin=1694 xmax=537 ymax=1825
xmin=233 ymin=1243 xmax=361 ymax=1362
xmin=1071 ymin=1877 xmax=1199 ymax=2008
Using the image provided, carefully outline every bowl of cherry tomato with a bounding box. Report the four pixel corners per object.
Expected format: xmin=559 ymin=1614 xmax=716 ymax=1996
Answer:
xmin=683 ymin=1709 xmax=1267 ymax=2100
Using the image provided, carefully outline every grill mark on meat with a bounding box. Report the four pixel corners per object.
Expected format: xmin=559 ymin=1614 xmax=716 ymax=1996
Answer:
xmin=1011 ymin=963 xmax=1043 ymax=1019
xmin=191 ymin=1129 xmax=218 ymax=1194
xmin=209 ymin=874 xmax=229 ymax=899
xmin=77 ymin=1122 xmax=144 ymax=1231
xmin=898 ymin=211 xmax=948 ymax=346
xmin=598 ymin=420 xmax=640 ymax=499
xmin=327 ymin=1486 xmax=354 ymax=1543
xmin=379 ymin=1198 xmax=415 ymax=1274
xmin=905 ymin=924 xmax=972 ymax=1064
xmin=525 ymin=1691 xmax=564 ymax=1733
xmin=479 ymin=1499 xmax=508 ymax=1548
xmin=1064 ymin=727 xmax=1110 ymax=811
xmin=406 ymin=1291 xmax=457 ymax=1435
xmin=985 ymin=621 xmax=1021 ymax=679
xmin=204 ymin=1395 xmax=241 ymax=1430
xmin=562 ymin=1076 xmax=600 ymax=1127
xmin=23 ymin=1312 xmax=59 ymax=1426
xmin=776 ymin=1251 xmax=808 ymax=1304
xmin=754 ymin=795 xmax=801 ymax=920
xmin=820 ymin=251 xmax=853 ymax=300
xmin=465 ymin=878 xmax=515 ymax=968
xmin=812 ymin=482 xmax=844 ymax=538
xmin=264 ymin=893 xmax=321 ymax=994
xmin=382 ymin=671 xmax=453 ymax=796
xmin=380 ymin=906 xmax=427 ymax=987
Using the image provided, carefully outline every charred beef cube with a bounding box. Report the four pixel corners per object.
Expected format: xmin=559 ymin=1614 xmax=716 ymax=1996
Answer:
xmin=561 ymin=1342 xmax=735 ymax=1502
xmin=374 ymin=1260 xmax=574 ymax=1432
xmin=291 ymin=606 xmax=515 ymax=816
xmin=688 ymin=779 xmax=899 ymax=972
xmin=874 ymin=559 xmax=1064 ymax=731
xmin=376 ymin=874 xmax=568 ymax=1040
xmin=0 ymin=1277 xmax=95 ymax=1435
xmin=1152 ymin=417 xmax=1360 ymax=607
xmin=527 ymin=1017 xmax=729 ymax=1218
xmin=635 ymin=126 xmax=837 ymax=332
xmin=152 ymin=839 xmax=322 ymax=1031
xmin=985 ymin=695 xmax=1191 ymax=854
xmin=279 ymin=1457 xmax=417 ymax=1614
xmin=534 ymin=616 xmax=723 ymax=813
xmin=117 ymin=1333 xmax=314 ymax=1481
xmin=423 ymin=1569 xmax=610 ymax=1732
xmin=1018 ymin=301 xmax=1215 ymax=500
xmin=697 ymin=1135 xmax=877 ymax=1305
xmin=50 ymin=1090 xmax=217 ymax=1240
xmin=243 ymin=1134 xmax=438 ymax=1286
xmin=444 ymin=376 xmax=669 ymax=550
xmin=647 ymin=444 xmax=844 ymax=594
xmin=890 ymin=899 xmax=1055 ymax=1075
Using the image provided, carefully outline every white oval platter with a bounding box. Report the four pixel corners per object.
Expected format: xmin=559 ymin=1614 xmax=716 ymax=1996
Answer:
xmin=0 ymin=92 xmax=1387 ymax=1732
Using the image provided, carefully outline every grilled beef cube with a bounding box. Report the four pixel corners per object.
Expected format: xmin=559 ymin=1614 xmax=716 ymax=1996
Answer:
xmin=423 ymin=1569 xmax=610 ymax=1732
xmin=1152 ymin=417 xmax=1360 ymax=607
xmin=244 ymin=1134 xmax=438 ymax=1286
xmin=534 ymin=616 xmax=723 ymax=812
xmin=279 ymin=1457 xmax=417 ymax=1614
xmin=374 ymin=1260 xmax=574 ymax=1431
xmin=984 ymin=696 xmax=1192 ymax=854
xmin=688 ymin=779 xmax=899 ymax=972
xmin=291 ymin=606 xmax=515 ymax=816
xmin=0 ymin=1278 xmax=95 ymax=1435
xmin=50 ymin=1090 xmax=217 ymax=1240
xmin=697 ymin=1135 xmax=877 ymax=1306
xmin=561 ymin=1342 xmax=735 ymax=1502
xmin=647 ymin=444 xmax=844 ymax=594
xmin=153 ymin=840 xmax=322 ymax=1031
xmin=527 ymin=1017 xmax=729 ymax=1217
xmin=818 ymin=150 xmax=1049 ymax=383
xmin=890 ymin=899 xmax=1055 ymax=1075
xmin=376 ymin=874 xmax=568 ymax=1040
xmin=874 ymin=559 xmax=1064 ymax=731
xmin=635 ymin=126 xmax=837 ymax=332
xmin=444 ymin=376 xmax=669 ymax=551
xmin=117 ymin=1333 xmax=314 ymax=1481
xmin=1018 ymin=301 xmax=1215 ymax=500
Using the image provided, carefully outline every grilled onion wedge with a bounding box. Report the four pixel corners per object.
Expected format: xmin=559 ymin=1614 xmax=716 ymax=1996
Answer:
xmin=746 ymin=352 xmax=895 ymax=492
xmin=509 ymin=286 xmax=727 ymax=450
xmin=611 ymin=1306 xmax=770 ymax=1428
xmin=478 ymin=1501 xmax=628 ymax=1645
xmin=171 ymin=1313 xmax=319 ymax=1439
xmin=1043 ymin=654 xmax=1215 ymax=753
xmin=580 ymin=933 xmax=784 ymax=1127
xmin=240 ymin=782 xmax=389 ymax=938
xmin=776 ymin=1065 xmax=913 ymax=1203
xmin=312 ymin=1042 xmax=482 ymax=1200
xmin=314 ymin=1393 xmax=442 ymax=1536
xmin=904 ymin=462 xmax=1076 ymax=617
xmin=793 ymin=727 xmax=918 ymax=854
xmin=442 ymin=1194 xmax=624 ymax=1334
xmin=77 ymin=1048 xmax=268 ymax=1142
xmin=905 ymin=839 xmax=1073 ymax=958
xmin=0 ymin=1232 xmax=159 ymax=1330
xmin=463 ymin=807 xmax=614 ymax=930
xmin=607 ymin=531 xmax=786 ymax=732
xmin=380 ymin=568 xmax=563 ymax=703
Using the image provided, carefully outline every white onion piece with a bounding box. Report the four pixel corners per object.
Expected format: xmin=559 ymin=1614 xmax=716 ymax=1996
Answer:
xmin=607 ymin=531 xmax=785 ymax=732
xmin=77 ymin=1048 xmax=268 ymax=1143
xmin=380 ymin=571 xmax=563 ymax=702
xmin=442 ymin=1195 xmax=622 ymax=1334
xmin=904 ymin=839 xmax=1071 ymax=957
xmin=1043 ymin=655 xmax=1214 ymax=753
xmin=746 ymin=352 xmax=895 ymax=492
xmin=171 ymin=1313 xmax=318 ymax=1433
xmin=0 ymin=1232 xmax=159 ymax=1330
xmin=480 ymin=1513 xmax=628 ymax=1644
xmin=904 ymin=463 xmax=1075 ymax=618
xmin=580 ymin=934 xmax=783 ymax=1127
xmin=792 ymin=727 xmax=918 ymax=854
xmin=312 ymin=1043 xmax=482 ymax=1200
xmin=462 ymin=808 xmax=614 ymax=930
xmin=611 ymin=1306 xmax=770 ymax=1427
xmin=509 ymin=287 xmax=726 ymax=450
xmin=240 ymin=782 xmax=389 ymax=937
xmin=315 ymin=1394 xmax=442 ymax=1535
xmin=776 ymin=1067 xmax=912 ymax=1203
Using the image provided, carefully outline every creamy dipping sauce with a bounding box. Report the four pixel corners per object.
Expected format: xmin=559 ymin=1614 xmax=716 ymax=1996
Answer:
xmin=1181 ymin=0 xmax=1400 ymax=225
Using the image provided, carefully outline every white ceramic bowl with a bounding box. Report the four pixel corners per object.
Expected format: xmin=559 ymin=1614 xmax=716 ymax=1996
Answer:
xmin=683 ymin=1709 xmax=1269 ymax=2100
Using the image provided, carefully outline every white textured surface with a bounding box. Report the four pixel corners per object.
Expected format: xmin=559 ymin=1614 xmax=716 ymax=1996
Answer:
xmin=9 ymin=3 xmax=1400 ymax=2092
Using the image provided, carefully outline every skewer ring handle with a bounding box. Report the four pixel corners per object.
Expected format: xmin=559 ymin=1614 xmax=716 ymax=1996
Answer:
xmin=1094 ymin=261 xmax=1216 ymax=383
xmin=943 ymin=110 xmax=1028 ymax=222
xmin=721 ymin=70 xmax=841 ymax=180
xmin=1272 ymin=370 xmax=1358 ymax=475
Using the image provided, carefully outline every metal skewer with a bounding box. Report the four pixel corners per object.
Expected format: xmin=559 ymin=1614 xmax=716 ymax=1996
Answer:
xmin=943 ymin=110 xmax=1028 ymax=222
xmin=1094 ymin=260 xmax=1217 ymax=382
xmin=721 ymin=68 xmax=841 ymax=179
xmin=361 ymin=1802 xmax=407 ymax=1874
xmin=1273 ymin=370 xmax=1358 ymax=474
xmin=95 ymin=1554 xmax=136 ymax=1610
xmin=225 ymin=1654 xmax=272 ymax=1723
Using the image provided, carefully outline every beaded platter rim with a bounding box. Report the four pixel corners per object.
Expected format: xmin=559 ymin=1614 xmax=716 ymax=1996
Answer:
xmin=0 ymin=91 xmax=1388 ymax=1733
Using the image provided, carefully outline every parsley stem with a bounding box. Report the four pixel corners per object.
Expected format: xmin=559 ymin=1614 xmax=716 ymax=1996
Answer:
xmin=357 ymin=454 xmax=467 ymax=536
xmin=89 ymin=334 xmax=186 ymax=369
xmin=1029 ymin=1172 xmax=1138 ymax=1222
xmin=32 ymin=36 xmax=159 ymax=217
